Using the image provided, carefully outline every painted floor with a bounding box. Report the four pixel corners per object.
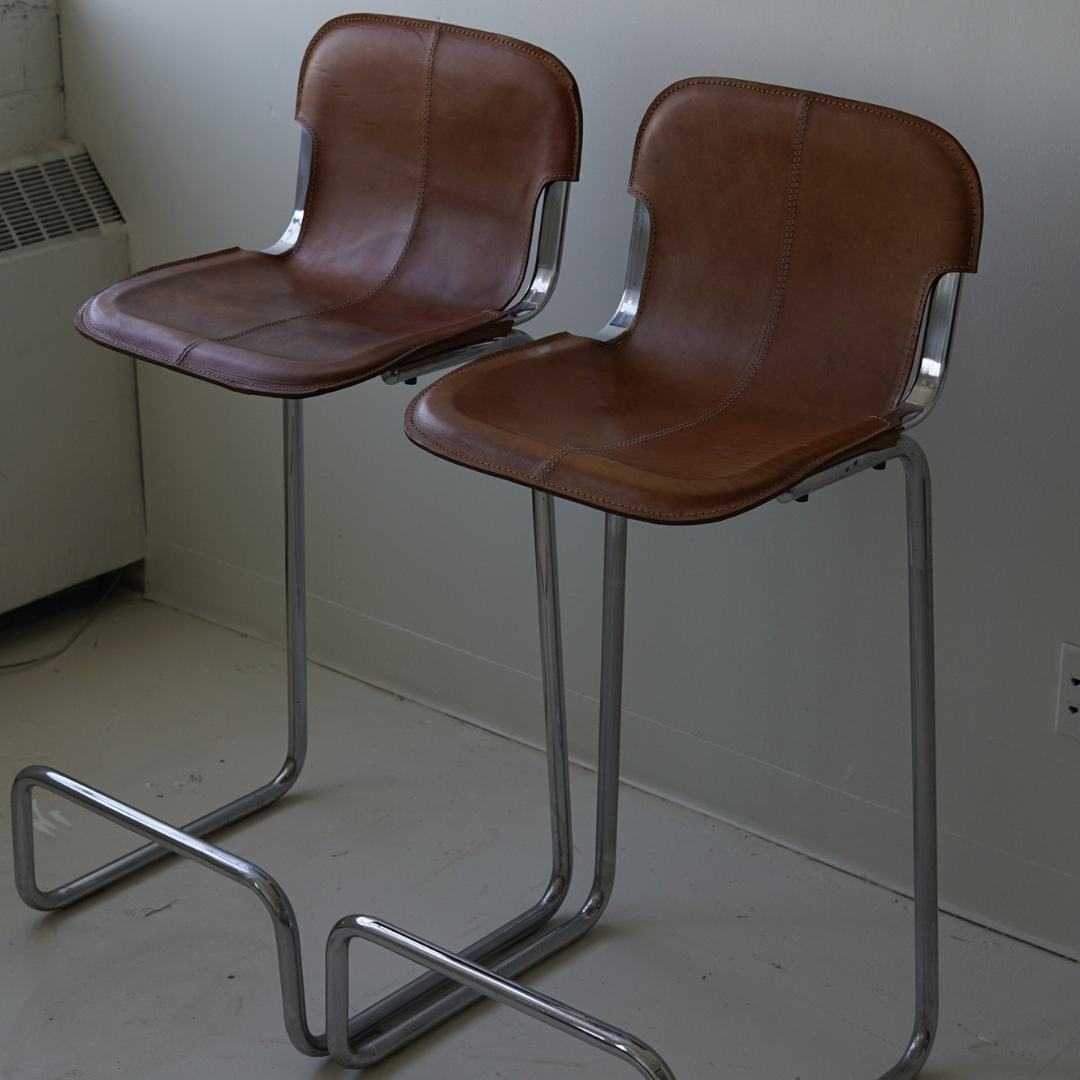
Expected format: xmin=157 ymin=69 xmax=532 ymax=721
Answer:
xmin=0 ymin=593 xmax=1076 ymax=1079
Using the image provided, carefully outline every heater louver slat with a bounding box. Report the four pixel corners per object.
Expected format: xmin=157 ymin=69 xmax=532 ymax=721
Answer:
xmin=0 ymin=150 xmax=123 ymax=254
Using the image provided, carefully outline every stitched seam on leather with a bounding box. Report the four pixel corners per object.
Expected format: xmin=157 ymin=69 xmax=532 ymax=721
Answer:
xmin=408 ymin=412 xmax=893 ymax=520
xmin=410 ymin=331 xmax=572 ymax=393
xmin=289 ymin=16 xmax=580 ymax=308
xmin=80 ymin=287 xmax=502 ymax=391
xmin=78 ymin=301 xmax=182 ymax=364
xmin=534 ymin=445 xmax=572 ymax=481
xmin=529 ymin=94 xmax=810 ymax=476
xmin=298 ymin=16 xmax=581 ymax=144
xmin=86 ymin=312 xmax=520 ymax=398
xmin=173 ymin=320 xmax=519 ymax=394
xmin=78 ymin=312 xmax=181 ymax=365
xmin=406 ymin=331 xmax=573 ymax=458
xmin=175 ymin=339 xmax=201 ymax=367
xmin=628 ymin=78 xmax=979 ymax=267
xmin=625 ymin=78 xmax=979 ymax=429
xmin=215 ymin=28 xmax=442 ymax=344
xmin=438 ymin=27 xmax=580 ymax=173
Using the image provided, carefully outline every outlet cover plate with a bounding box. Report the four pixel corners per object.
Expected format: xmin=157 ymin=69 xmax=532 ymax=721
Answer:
xmin=1055 ymin=643 xmax=1080 ymax=739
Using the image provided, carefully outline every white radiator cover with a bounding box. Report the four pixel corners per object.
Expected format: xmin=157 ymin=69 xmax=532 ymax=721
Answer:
xmin=0 ymin=189 xmax=144 ymax=612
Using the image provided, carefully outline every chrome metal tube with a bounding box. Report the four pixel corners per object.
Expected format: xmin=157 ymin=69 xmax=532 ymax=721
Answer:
xmin=10 ymin=473 xmax=580 ymax=1063
xmin=776 ymin=441 xmax=906 ymax=503
xmin=10 ymin=400 xmax=311 ymax=910
xmin=596 ymin=200 xmax=651 ymax=342
xmin=534 ymin=490 xmax=574 ymax=905
xmin=783 ymin=435 xmax=939 ymax=1080
xmin=330 ymin=491 xmax=577 ymax=1058
xmin=900 ymin=273 xmax=964 ymax=427
xmin=327 ymin=915 xmax=674 ymax=1079
xmin=261 ymin=126 xmax=312 ymax=255
xmin=507 ymin=180 xmax=572 ymax=324
xmin=11 ymin=766 xmax=327 ymax=1057
xmin=877 ymin=438 xmax=938 ymax=1080
xmin=326 ymin=512 xmax=634 ymax=1069
xmin=595 ymin=512 xmax=627 ymax=903
xmin=284 ymin=398 xmax=307 ymax=774
xmin=780 ymin=434 xmax=939 ymax=1080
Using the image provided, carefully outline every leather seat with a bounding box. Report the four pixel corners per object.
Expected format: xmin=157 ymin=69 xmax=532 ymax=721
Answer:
xmin=406 ymin=79 xmax=982 ymax=523
xmin=75 ymin=14 xmax=581 ymax=395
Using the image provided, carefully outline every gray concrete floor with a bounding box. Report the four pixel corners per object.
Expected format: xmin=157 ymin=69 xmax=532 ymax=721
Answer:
xmin=0 ymin=593 xmax=1077 ymax=1079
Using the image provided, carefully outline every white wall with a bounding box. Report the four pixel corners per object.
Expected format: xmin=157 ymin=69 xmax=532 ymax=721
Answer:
xmin=60 ymin=0 xmax=1080 ymax=957
xmin=0 ymin=0 xmax=63 ymax=155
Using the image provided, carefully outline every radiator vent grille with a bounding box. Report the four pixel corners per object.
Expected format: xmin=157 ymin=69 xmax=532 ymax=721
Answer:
xmin=0 ymin=150 xmax=123 ymax=255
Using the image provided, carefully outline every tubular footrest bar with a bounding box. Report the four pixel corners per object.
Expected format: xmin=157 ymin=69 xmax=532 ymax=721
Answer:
xmin=10 ymin=765 xmax=582 ymax=1061
xmin=328 ymin=915 xmax=674 ymax=1078
xmin=11 ymin=742 xmax=645 ymax=1071
xmin=12 ymin=761 xmax=300 ymax=910
xmin=8 ymin=500 xmax=639 ymax=1072
xmin=12 ymin=764 xmax=327 ymax=1057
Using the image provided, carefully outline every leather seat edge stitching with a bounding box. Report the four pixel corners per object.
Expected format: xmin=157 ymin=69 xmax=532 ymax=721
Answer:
xmin=405 ymin=393 xmax=894 ymax=520
xmin=530 ymin=95 xmax=810 ymax=481
xmin=629 ymin=77 xmax=980 ymax=268
xmin=214 ymin=28 xmax=443 ymax=344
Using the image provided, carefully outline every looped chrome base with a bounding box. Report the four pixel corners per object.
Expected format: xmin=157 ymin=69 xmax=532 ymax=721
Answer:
xmin=10 ymin=409 xmax=939 ymax=1080
xmin=9 ymin=406 xmax=662 ymax=1072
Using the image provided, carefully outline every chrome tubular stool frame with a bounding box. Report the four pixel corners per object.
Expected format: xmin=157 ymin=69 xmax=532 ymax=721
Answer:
xmin=10 ymin=489 xmax=669 ymax=1074
xmin=8 ymin=489 xmax=661 ymax=1071
xmin=9 ymin=126 xmax=612 ymax=1064
xmin=387 ymin=143 xmax=973 ymax=1077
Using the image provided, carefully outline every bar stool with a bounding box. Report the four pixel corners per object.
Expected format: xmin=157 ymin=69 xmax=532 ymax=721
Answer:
xmin=402 ymin=78 xmax=983 ymax=1079
xmin=10 ymin=14 xmax=586 ymax=1066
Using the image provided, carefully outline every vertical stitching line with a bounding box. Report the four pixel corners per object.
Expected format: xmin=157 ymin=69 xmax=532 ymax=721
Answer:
xmin=175 ymin=339 xmax=202 ymax=366
xmin=211 ymin=27 xmax=443 ymax=343
xmin=539 ymin=94 xmax=810 ymax=471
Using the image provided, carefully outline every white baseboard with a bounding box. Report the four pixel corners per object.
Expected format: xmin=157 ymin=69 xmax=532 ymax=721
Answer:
xmin=146 ymin=537 xmax=1080 ymax=961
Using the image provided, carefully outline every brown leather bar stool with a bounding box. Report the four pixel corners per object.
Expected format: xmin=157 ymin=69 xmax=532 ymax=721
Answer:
xmin=10 ymin=14 xmax=586 ymax=1067
xmin=401 ymin=79 xmax=983 ymax=1079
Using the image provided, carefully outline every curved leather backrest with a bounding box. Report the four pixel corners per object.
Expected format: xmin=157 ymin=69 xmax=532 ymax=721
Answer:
xmin=291 ymin=14 xmax=581 ymax=311
xmin=624 ymin=79 xmax=983 ymax=419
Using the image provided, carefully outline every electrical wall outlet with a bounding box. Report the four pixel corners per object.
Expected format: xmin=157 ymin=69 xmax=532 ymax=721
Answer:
xmin=1055 ymin=643 xmax=1080 ymax=739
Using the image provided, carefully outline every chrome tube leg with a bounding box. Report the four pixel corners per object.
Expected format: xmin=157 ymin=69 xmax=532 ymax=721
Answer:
xmin=11 ymin=399 xmax=311 ymax=911
xmin=879 ymin=436 xmax=938 ymax=1080
xmin=326 ymin=511 xmax=640 ymax=1071
xmin=489 ymin=510 xmax=627 ymax=956
xmin=11 ymin=765 xmax=327 ymax=1057
xmin=533 ymin=489 xmax=574 ymax=902
xmin=593 ymin=512 xmax=628 ymax=911
xmin=323 ymin=491 xmax=576 ymax=1058
xmin=283 ymin=398 xmax=307 ymax=778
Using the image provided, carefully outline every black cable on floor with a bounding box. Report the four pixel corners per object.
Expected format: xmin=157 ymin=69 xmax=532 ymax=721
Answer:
xmin=0 ymin=570 xmax=124 ymax=673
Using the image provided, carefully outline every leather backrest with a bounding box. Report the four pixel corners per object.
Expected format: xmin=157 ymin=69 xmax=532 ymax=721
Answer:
xmin=624 ymin=79 xmax=982 ymax=417
xmin=290 ymin=14 xmax=581 ymax=311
